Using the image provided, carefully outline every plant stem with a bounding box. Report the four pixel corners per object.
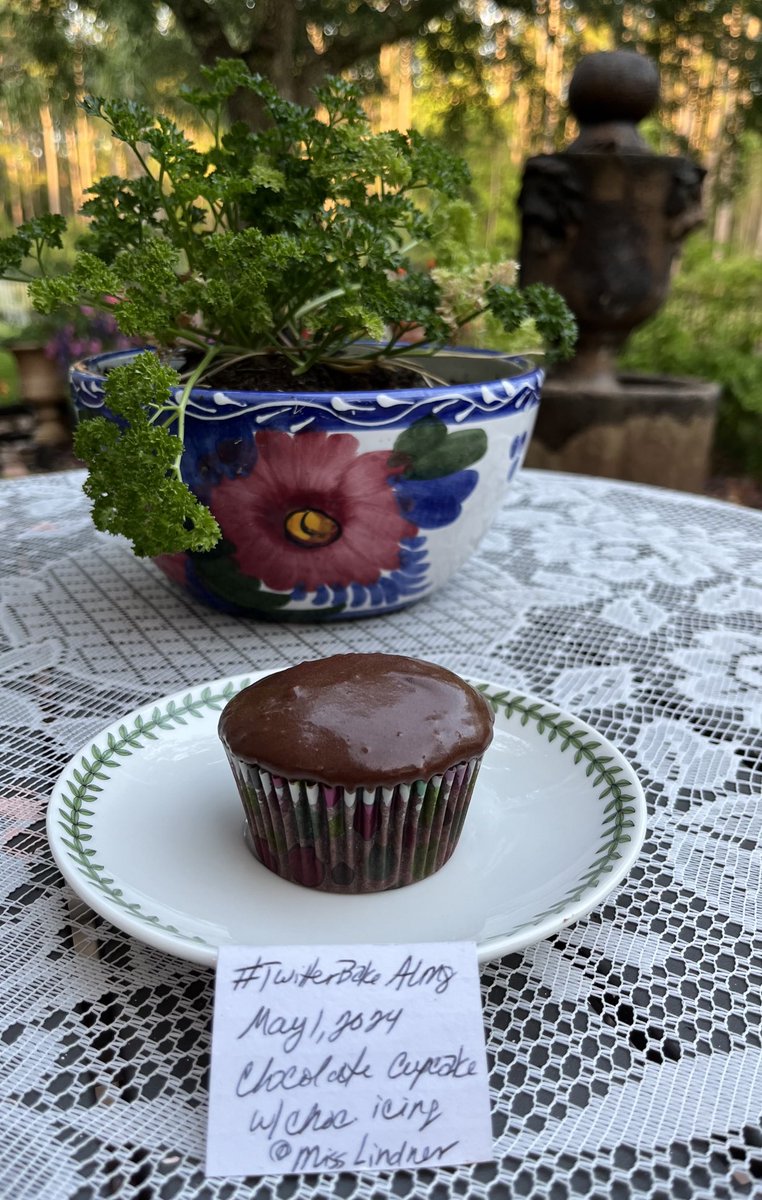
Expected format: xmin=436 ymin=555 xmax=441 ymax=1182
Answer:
xmin=170 ymin=342 xmax=220 ymax=480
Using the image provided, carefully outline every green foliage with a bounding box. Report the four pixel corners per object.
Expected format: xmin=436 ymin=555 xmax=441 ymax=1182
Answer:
xmin=0 ymin=60 xmax=574 ymax=556
xmin=0 ymin=215 xmax=66 ymax=274
xmin=620 ymin=239 xmax=762 ymax=480
xmin=2 ymin=62 xmax=572 ymax=365
xmin=0 ymin=349 xmax=19 ymax=406
xmin=73 ymin=352 xmax=220 ymax=557
xmin=488 ymin=283 xmax=578 ymax=362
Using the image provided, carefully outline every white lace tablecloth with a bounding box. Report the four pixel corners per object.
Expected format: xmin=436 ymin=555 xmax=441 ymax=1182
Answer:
xmin=2 ymin=468 xmax=762 ymax=1200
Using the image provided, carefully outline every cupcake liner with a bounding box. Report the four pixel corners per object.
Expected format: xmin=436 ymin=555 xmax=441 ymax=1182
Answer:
xmin=225 ymin=753 xmax=482 ymax=893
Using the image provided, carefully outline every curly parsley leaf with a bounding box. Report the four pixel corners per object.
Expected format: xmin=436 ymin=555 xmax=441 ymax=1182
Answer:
xmin=487 ymin=282 xmax=577 ymax=362
xmin=73 ymin=352 xmax=220 ymax=558
xmin=522 ymin=283 xmax=578 ymax=362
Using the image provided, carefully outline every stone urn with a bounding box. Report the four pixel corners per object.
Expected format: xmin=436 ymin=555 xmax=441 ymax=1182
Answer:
xmin=518 ymin=50 xmax=720 ymax=492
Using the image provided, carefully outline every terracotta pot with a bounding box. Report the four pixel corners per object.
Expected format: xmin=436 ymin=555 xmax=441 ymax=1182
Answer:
xmin=13 ymin=343 xmax=69 ymax=448
xmin=12 ymin=343 xmax=64 ymax=403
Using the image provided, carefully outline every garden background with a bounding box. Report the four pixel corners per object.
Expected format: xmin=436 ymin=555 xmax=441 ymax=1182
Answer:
xmin=0 ymin=0 xmax=759 ymax=493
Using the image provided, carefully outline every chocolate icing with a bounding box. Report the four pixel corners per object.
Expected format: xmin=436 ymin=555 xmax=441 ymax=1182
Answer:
xmin=218 ymin=653 xmax=494 ymax=788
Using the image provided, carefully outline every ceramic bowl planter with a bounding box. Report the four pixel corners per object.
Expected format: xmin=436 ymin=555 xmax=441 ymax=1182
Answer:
xmin=71 ymin=348 xmax=543 ymax=620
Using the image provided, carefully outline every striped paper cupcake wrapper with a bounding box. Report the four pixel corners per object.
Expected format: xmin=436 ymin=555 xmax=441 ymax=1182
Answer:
xmin=224 ymin=753 xmax=483 ymax=893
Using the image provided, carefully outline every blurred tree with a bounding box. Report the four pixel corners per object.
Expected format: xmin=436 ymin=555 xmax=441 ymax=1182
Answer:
xmin=157 ymin=0 xmax=530 ymax=118
xmin=163 ymin=0 xmax=761 ymax=137
xmin=407 ymin=1 xmax=761 ymax=250
xmin=0 ymin=2 xmax=195 ymax=114
xmin=0 ymin=1 xmax=197 ymax=222
xmin=0 ymin=1 xmax=758 ymax=247
xmin=1 ymin=2 xmax=759 ymax=133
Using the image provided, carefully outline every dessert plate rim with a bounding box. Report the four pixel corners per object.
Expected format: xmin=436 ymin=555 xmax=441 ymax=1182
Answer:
xmin=46 ymin=670 xmax=647 ymax=967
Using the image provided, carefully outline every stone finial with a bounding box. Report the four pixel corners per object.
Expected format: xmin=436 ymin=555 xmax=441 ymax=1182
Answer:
xmin=567 ymin=50 xmax=660 ymax=153
xmin=518 ymin=48 xmax=706 ymax=391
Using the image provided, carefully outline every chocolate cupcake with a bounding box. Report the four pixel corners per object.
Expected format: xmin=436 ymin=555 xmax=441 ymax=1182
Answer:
xmin=218 ymin=653 xmax=494 ymax=893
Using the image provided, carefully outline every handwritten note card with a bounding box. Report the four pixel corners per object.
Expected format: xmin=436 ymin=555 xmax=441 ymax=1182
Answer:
xmin=206 ymin=942 xmax=493 ymax=1178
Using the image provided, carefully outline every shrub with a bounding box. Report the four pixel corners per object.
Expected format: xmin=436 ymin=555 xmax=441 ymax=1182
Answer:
xmin=620 ymin=239 xmax=762 ymax=480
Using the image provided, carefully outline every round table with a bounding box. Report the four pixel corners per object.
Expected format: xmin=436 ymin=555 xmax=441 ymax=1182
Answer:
xmin=2 ymin=468 xmax=761 ymax=1200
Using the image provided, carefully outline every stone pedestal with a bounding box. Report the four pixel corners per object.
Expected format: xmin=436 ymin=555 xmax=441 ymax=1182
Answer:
xmin=526 ymin=373 xmax=721 ymax=493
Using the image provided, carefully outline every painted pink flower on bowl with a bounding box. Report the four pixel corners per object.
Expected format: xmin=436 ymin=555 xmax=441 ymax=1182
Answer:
xmin=153 ymin=552 xmax=188 ymax=587
xmin=207 ymin=430 xmax=417 ymax=592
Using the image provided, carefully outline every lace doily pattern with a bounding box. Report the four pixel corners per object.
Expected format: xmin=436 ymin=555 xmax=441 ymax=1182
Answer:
xmin=2 ymin=469 xmax=762 ymax=1200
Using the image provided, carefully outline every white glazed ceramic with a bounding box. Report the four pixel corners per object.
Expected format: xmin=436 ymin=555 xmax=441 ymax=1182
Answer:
xmin=70 ymin=348 xmax=543 ymax=618
xmin=47 ymin=671 xmax=647 ymax=966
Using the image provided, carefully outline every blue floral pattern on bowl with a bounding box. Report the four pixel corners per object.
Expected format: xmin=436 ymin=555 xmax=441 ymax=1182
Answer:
xmin=508 ymin=432 xmax=530 ymax=481
xmin=70 ymin=348 xmax=543 ymax=619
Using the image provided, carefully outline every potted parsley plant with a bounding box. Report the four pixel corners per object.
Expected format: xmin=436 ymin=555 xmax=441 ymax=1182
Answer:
xmin=0 ymin=61 xmax=575 ymax=619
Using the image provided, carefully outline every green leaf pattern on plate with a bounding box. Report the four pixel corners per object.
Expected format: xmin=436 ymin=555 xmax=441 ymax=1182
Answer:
xmin=54 ymin=680 xmax=637 ymax=949
xmin=479 ymin=686 xmax=638 ymax=935
xmin=55 ymin=679 xmax=250 ymax=947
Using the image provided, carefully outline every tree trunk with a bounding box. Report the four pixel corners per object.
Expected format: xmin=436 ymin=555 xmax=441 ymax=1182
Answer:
xmin=163 ymin=0 xmax=321 ymax=126
xmin=76 ymin=108 xmax=95 ymax=193
xmin=40 ymin=104 xmax=61 ymax=214
xmin=65 ymin=125 xmax=83 ymax=215
xmin=164 ymin=0 xmax=459 ymax=124
xmin=1 ymin=105 xmax=24 ymax=226
xmin=6 ymin=153 xmax=24 ymax=227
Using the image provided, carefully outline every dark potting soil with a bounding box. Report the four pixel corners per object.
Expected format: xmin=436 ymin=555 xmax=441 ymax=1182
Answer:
xmin=172 ymin=352 xmax=427 ymax=394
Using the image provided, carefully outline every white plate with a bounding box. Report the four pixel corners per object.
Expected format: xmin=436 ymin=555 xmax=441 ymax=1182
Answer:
xmin=47 ymin=672 xmax=647 ymax=966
